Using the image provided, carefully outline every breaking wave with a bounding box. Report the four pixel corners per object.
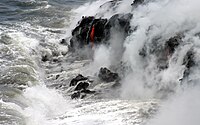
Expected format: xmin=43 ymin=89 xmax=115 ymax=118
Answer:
xmin=1 ymin=0 xmax=200 ymax=124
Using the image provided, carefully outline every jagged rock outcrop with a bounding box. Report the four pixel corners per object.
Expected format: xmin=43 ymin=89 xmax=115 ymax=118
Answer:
xmin=69 ymin=74 xmax=95 ymax=99
xmin=165 ymin=35 xmax=183 ymax=55
xmin=69 ymin=74 xmax=88 ymax=86
xmin=139 ymin=33 xmax=196 ymax=82
xmin=182 ymin=50 xmax=195 ymax=80
xmin=69 ymin=16 xmax=107 ymax=49
xmin=69 ymin=13 xmax=132 ymax=50
xmin=139 ymin=34 xmax=184 ymax=69
xmin=71 ymin=91 xmax=81 ymax=99
xmin=69 ymin=67 xmax=121 ymax=99
xmin=131 ymin=0 xmax=145 ymax=7
xmin=98 ymin=67 xmax=120 ymax=83
xmin=74 ymin=81 xmax=89 ymax=91
xmin=107 ymin=13 xmax=133 ymax=33
xmin=183 ymin=50 xmax=195 ymax=69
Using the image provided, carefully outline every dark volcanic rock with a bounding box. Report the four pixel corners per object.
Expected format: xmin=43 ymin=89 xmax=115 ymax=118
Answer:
xmin=81 ymin=89 xmax=96 ymax=94
xmin=41 ymin=55 xmax=49 ymax=62
xmin=165 ymin=35 xmax=183 ymax=55
xmin=69 ymin=13 xmax=132 ymax=49
xmin=69 ymin=68 xmax=121 ymax=99
xmin=140 ymin=34 xmax=183 ymax=58
xmin=98 ymin=67 xmax=120 ymax=82
xmin=70 ymin=74 xmax=96 ymax=99
xmin=183 ymin=50 xmax=195 ymax=69
xmin=158 ymin=35 xmax=183 ymax=69
xmin=182 ymin=50 xmax=195 ymax=79
xmin=139 ymin=34 xmax=184 ymax=70
xmin=69 ymin=74 xmax=88 ymax=86
xmin=131 ymin=0 xmax=144 ymax=6
xmin=178 ymin=49 xmax=196 ymax=83
xmin=74 ymin=82 xmax=89 ymax=91
xmin=71 ymin=91 xmax=81 ymax=99
xmin=71 ymin=89 xmax=95 ymax=99
xmin=60 ymin=39 xmax=68 ymax=45
xmin=70 ymin=16 xmax=108 ymax=49
xmin=106 ymin=13 xmax=133 ymax=33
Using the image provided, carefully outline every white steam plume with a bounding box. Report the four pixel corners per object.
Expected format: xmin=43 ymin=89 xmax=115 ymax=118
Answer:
xmin=121 ymin=0 xmax=200 ymax=98
xmin=72 ymin=0 xmax=200 ymax=99
xmin=147 ymin=86 xmax=200 ymax=125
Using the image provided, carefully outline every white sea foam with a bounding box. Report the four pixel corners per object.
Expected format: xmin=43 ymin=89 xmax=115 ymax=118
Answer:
xmin=1 ymin=0 xmax=200 ymax=124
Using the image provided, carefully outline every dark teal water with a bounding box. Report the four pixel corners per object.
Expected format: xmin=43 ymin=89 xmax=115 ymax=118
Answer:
xmin=0 ymin=0 xmax=94 ymax=124
xmin=0 ymin=0 xmax=93 ymax=27
xmin=1 ymin=0 xmax=200 ymax=125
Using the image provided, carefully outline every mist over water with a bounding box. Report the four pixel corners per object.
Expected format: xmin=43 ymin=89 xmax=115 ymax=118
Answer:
xmin=77 ymin=0 xmax=200 ymax=124
xmin=123 ymin=0 xmax=200 ymax=97
xmin=147 ymin=86 xmax=200 ymax=125
xmin=1 ymin=0 xmax=200 ymax=124
xmin=82 ymin=0 xmax=200 ymax=95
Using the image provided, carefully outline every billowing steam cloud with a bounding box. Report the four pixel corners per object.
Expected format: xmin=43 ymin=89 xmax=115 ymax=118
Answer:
xmin=73 ymin=0 xmax=200 ymax=124
xmin=121 ymin=0 xmax=200 ymax=98
xmin=147 ymin=86 xmax=200 ymax=125
xmin=121 ymin=0 xmax=200 ymax=124
xmin=74 ymin=0 xmax=200 ymax=95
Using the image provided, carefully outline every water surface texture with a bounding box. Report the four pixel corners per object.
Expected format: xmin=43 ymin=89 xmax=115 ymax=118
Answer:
xmin=1 ymin=0 xmax=200 ymax=125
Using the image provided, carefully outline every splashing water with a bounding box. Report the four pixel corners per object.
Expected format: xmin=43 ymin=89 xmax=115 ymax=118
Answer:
xmin=74 ymin=0 xmax=200 ymax=124
xmin=1 ymin=0 xmax=200 ymax=125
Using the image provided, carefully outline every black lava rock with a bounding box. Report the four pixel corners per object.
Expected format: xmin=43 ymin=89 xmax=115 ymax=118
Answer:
xmin=69 ymin=74 xmax=88 ymax=86
xmin=81 ymin=89 xmax=96 ymax=94
xmin=74 ymin=82 xmax=89 ymax=91
xmin=183 ymin=50 xmax=195 ymax=69
xmin=131 ymin=0 xmax=144 ymax=6
xmin=71 ymin=91 xmax=81 ymax=99
xmin=41 ymin=55 xmax=48 ymax=62
xmin=165 ymin=35 xmax=183 ymax=55
xmin=69 ymin=13 xmax=132 ymax=49
xmin=98 ymin=67 xmax=120 ymax=82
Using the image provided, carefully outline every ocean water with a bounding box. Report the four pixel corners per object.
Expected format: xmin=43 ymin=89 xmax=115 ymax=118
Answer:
xmin=1 ymin=0 xmax=200 ymax=125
